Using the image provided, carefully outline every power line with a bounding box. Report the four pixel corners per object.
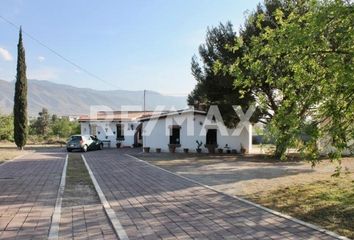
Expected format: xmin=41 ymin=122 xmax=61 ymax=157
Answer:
xmin=0 ymin=14 xmax=120 ymax=89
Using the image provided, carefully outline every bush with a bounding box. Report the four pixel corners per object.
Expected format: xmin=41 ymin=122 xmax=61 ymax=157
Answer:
xmin=0 ymin=113 xmax=14 ymax=141
xmin=0 ymin=110 xmax=80 ymax=145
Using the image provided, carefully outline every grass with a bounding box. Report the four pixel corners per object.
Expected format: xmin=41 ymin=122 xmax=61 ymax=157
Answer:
xmin=0 ymin=143 xmax=63 ymax=150
xmin=66 ymin=154 xmax=93 ymax=186
xmin=0 ymin=149 xmax=30 ymax=163
xmin=63 ymin=153 xmax=98 ymax=206
xmin=136 ymin=151 xmax=307 ymax=166
xmin=248 ymin=176 xmax=354 ymax=239
xmin=0 ymin=142 xmax=63 ymax=164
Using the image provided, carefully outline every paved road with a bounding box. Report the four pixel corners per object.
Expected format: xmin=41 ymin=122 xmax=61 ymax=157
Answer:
xmin=59 ymin=205 xmax=117 ymax=240
xmin=0 ymin=151 xmax=66 ymax=240
xmin=84 ymin=149 xmax=340 ymax=240
xmin=0 ymin=149 xmax=344 ymax=239
xmin=59 ymin=153 xmax=117 ymax=240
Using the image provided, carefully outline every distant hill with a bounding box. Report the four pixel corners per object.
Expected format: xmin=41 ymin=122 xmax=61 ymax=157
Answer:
xmin=0 ymin=79 xmax=187 ymax=116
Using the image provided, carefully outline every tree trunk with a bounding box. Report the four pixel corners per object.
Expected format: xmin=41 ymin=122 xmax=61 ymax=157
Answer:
xmin=274 ymin=144 xmax=287 ymax=160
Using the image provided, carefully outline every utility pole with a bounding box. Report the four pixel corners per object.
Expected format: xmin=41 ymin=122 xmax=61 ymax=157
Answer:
xmin=143 ymin=90 xmax=146 ymax=114
xmin=143 ymin=89 xmax=146 ymax=149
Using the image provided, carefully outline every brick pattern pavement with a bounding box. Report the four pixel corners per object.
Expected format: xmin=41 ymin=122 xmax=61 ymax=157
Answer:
xmin=0 ymin=151 xmax=66 ymax=240
xmin=58 ymin=153 xmax=117 ymax=240
xmin=59 ymin=205 xmax=117 ymax=240
xmin=84 ymin=149 xmax=339 ymax=240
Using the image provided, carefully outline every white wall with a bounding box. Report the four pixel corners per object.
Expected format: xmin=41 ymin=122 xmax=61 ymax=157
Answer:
xmin=318 ymin=137 xmax=353 ymax=156
xmin=80 ymin=121 xmax=139 ymax=148
xmin=142 ymin=119 xmax=169 ymax=150
xmin=142 ymin=112 xmax=252 ymax=153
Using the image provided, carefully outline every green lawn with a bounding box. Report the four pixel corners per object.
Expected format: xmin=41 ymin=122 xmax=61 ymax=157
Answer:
xmin=248 ymin=177 xmax=354 ymax=239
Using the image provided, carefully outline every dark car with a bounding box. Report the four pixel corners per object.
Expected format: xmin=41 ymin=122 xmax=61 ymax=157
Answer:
xmin=66 ymin=135 xmax=103 ymax=152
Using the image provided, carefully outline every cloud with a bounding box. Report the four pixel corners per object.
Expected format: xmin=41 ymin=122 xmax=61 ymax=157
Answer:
xmin=0 ymin=48 xmax=13 ymax=61
xmin=28 ymin=67 xmax=59 ymax=80
xmin=37 ymin=56 xmax=45 ymax=62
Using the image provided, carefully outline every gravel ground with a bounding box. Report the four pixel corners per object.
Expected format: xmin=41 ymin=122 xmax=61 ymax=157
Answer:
xmin=135 ymin=152 xmax=354 ymax=197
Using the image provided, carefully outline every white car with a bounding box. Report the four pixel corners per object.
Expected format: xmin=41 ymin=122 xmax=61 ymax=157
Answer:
xmin=66 ymin=135 xmax=103 ymax=152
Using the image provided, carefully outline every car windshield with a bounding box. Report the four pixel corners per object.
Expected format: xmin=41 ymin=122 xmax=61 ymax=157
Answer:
xmin=69 ymin=136 xmax=82 ymax=141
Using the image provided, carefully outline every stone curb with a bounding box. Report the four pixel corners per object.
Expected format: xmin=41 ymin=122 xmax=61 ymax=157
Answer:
xmin=82 ymin=154 xmax=129 ymax=240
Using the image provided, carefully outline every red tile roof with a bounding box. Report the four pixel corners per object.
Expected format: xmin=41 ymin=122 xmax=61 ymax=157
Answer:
xmin=79 ymin=111 xmax=155 ymax=122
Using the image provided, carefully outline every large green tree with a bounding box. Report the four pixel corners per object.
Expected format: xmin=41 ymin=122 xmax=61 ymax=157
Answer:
xmin=13 ymin=28 xmax=28 ymax=150
xmin=235 ymin=0 xmax=299 ymax=121
xmin=188 ymin=1 xmax=298 ymax=129
xmin=228 ymin=0 xmax=313 ymax=158
xmin=228 ymin=0 xmax=353 ymax=159
xmin=268 ymin=0 xmax=354 ymax=159
xmin=187 ymin=22 xmax=257 ymax=128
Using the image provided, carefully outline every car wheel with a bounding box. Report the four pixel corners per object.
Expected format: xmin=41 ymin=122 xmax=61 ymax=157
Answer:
xmin=99 ymin=144 xmax=103 ymax=150
xmin=67 ymin=148 xmax=72 ymax=152
xmin=82 ymin=145 xmax=88 ymax=152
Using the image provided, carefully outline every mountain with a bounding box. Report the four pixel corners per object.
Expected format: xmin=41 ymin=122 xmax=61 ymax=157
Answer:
xmin=0 ymin=79 xmax=187 ymax=116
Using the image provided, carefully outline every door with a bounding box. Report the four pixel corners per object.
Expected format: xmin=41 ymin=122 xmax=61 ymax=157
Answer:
xmin=116 ymin=123 xmax=124 ymax=141
xmin=206 ymin=129 xmax=217 ymax=145
xmin=169 ymin=126 xmax=180 ymax=145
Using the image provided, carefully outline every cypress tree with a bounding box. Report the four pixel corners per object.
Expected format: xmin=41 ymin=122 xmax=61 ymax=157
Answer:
xmin=13 ymin=27 xmax=28 ymax=150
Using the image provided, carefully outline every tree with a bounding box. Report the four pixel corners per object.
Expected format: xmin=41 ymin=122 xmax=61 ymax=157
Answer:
xmin=13 ymin=28 xmax=28 ymax=150
xmin=51 ymin=114 xmax=58 ymax=122
xmin=228 ymin=0 xmax=353 ymax=159
xmin=32 ymin=108 xmax=50 ymax=135
xmin=235 ymin=0 xmax=298 ymax=121
xmin=28 ymin=109 xmax=80 ymax=141
xmin=51 ymin=117 xmax=80 ymax=138
xmin=267 ymin=0 xmax=354 ymax=159
xmin=0 ymin=112 xmax=14 ymax=141
xmin=192 ymin=0 xmax=300 ymax=158
xmin=229 ymin=0 xmax=312 ymax=158
xmin=187 ymin=22 xmax=258 ymax=128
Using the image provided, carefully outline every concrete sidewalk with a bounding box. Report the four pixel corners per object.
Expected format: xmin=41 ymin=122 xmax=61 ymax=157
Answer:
xmin=0 ymin=151 xmax=66 ymax=239
xmin=84 ymin=149 xmax=341 ymax=240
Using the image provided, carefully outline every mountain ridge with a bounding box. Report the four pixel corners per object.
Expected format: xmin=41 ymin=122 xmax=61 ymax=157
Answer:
xmin=0 ymin=79 xmax=187 ymax=116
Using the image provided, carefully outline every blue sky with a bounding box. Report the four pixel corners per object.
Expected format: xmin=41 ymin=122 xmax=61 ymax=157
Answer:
xmin=0 ymin=0 xmax=260 ymax=95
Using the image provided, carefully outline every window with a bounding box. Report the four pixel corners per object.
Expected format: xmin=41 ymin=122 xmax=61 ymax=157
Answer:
xmin=169 ymin=126 xmax=180 ymax=144
xmin=206 ymin=129 xmax=217 ymax=145
xmin=69 ymin=136 xmax=82 ymax=141
xmin=116 ymin=124 xmax=124 ymax=140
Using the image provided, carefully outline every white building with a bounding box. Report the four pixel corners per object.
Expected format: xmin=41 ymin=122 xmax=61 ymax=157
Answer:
xmin=79 ymin=109 xmax=252 ymax=152
xmin=79 ymin=111 xmax=152 ymax=148
xmin=140 ymin=109 xmax=252 ymax=153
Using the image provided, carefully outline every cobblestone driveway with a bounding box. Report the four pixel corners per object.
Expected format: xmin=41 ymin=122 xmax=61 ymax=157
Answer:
xmin=84 ymin=149 xmax=342 ymax=240
xmin=0 ymin=149 xmax=345 ymax=239
xmin=0 ymin=151 xmax=66 ymax=239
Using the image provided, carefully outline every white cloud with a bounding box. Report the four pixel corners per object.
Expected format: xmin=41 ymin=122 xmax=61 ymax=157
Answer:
xmin=0 ymin=48 xmax=13 ymax=61
xmin=28 ymin=67 xmax=59 ymax=80
xmin=37 ymin=56 xmax=45 ymax=62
